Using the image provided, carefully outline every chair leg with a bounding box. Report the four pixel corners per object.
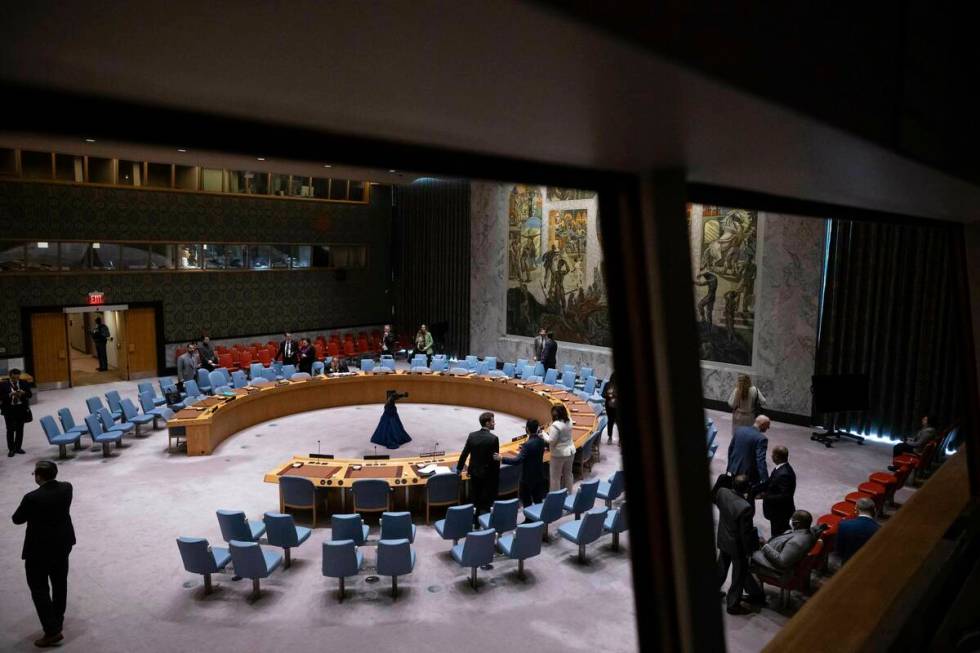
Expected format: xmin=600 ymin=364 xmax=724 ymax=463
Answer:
xmin=612 ymin=532 xmax=620 ymax=551
xmin=252 ymin=578 xmax=261 ymax=599
xmin=391 ymin=575 xmax=398 ymax=599
xmin=338 ymin=577 xmax=345 ymax=602
xmin=284 ymin=548 xmax=292 ymax=569
xmin=579 ymin=543 xmax=586 ymax=563
xmin=517 ymin=559 xmax=525 ymax=580
xmin=58 ymin=444 xmax=68 ymax=459
xmin=73 ymin=440 xmax=83 ymax=450
xmin=102 ymin=442 xmax=111 ymax=457
xmin=471 ymin=567 xmax=478 ymax=590
xmin=204 ymin=573 xmax=213 ymax=595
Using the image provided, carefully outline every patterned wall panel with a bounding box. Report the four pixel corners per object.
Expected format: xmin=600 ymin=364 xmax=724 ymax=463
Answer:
xmin=0 ymin=181 xmax=393 ymax=356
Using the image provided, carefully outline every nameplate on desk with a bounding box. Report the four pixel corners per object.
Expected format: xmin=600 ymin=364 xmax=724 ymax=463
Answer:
xmin=364 ymin=454 xmax=390 ymax=460
xmin=310 ymin=453 xmax=335 ymax=459
xmin=511 ymin=435 xmax=528 ymax=442
xmin=419 ymin=451 xmax=445 ymax=458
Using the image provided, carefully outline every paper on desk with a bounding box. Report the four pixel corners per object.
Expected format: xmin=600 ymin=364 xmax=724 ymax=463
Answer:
xmin=417 ymin=463 xmax=452 ymax=475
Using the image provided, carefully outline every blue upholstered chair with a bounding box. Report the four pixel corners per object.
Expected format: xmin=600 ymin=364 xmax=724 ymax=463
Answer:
xmin=105 ymin=390 xmax=126 ymax=419
xmin=425 ymin=472 xmax=460 ymax=523
xmin=523 ymin=489 xmax=568 ymax=540
xmin=280 ymin=364 xmax=296 ymax=380
xmin=572 ymin=433 xmax=596 ymax=476
xmin=497 ymin=463 xmax=522 ymax=498
xmin=561 ymin=372 xmax=576 ymax=390
xmin=477 ymin=499 xmax=519 ymax=537
xmin=263 ymin=512 xmax=312 ymax=569
xmin=331 ymin=514 xmax=369 ymax=546
xmin=121 ymin=398 xmax=155 ymax=435
xmin=40 ymin=415 xmax=83 ymax=459
xmin=501 ymin=362 xmax=516 ymax=378
xmin=411 ymin=362 xmax=431 ymax=373
xmin=290 ymin=372 xmax=311 ymax=381
xmin=486 ymin=368 xmax=507 ymax=378
xmin=139 ymin=391 xmax=173 ymax=429
xmin=451 ymin=528 xmax=496 ymax=590
xmin=176 ymin=536 xmax=231 ymax=595
xmin=497 ymin=521 xmax=545 ymax=579
xmin=272 ymin=361 xmax=284 ymax=377
xmin=231 ymin=370 xmax=248 ymax=388
xmin=251 ymin=377 xmax=271 ymax=386
xmin=574 ymin=376 xmax=597 ymax=400
xmin=352 ymin=479 xmax=391 ymax=515
xmin=216 ymin=509 xmax=267 ymax=543
xmin=380 ymin=358 xmax=396 ymax=371
xmin=579 ymin=367 xmax=594 ymax=382
xmin=515 ymin=358 xmax=528 ymax=372
xmin=312 ymin=361 xmax=325 ymax=376
xmin=564 ymin=478 xmax=600 ymax=519
xmin=543 ymin=368 xmax=559 ymax=386
xmin=597 ymin=470 xmax=625 ymax=508
xmin=278 ymin=476 xmax=319 ymax=526
xmin=322 ymin=539 xmax=364 ymax=601
xmin=83 ymin=413 xmax=122 ymax=457
xmin=376 ymin=538 xmax=415 ymax=598
xmin=361 ymin=358 xmax=375 ymax=372
xmin=260 ymin=368 xmax=277 ymax=382
xmin=228 ymin=540 xmax=282 ymax=599
xmin=558 ymin=506 xmax=609 ymax=563
xmin=159 ymin=379 xmax=186 ymax=409
xmin=603 ymin=505 xmax=628 ymax=551
xmin=57 ymin=408 xmax=89 ymax=439
xmin=484 ymin=356 xmax=497 ymax=370
xmin=435 ymin=504 xmax=474 ymax=546
xmin=463 ymin=355 xmax=478 ymax=370
xmin=562 ymin=364 xmax=576 ymax=379
xmin=476 ymin=361 xmax=489 ymax=375
xmin=524 ymin=375 xmax=543 ymax=383
xmin=431 ymin=358 xmax=448 ymax=372
xmin=209 ymin=370 xmax=227 ymax=393
xmin=196 ymin=368 xmax=213 ymax=395
xmin=532 ymin=362 xmax=545 ymax=377
xmin=183 ymin=380 xmax=205 ymax=402
xmin=381 ymin=512 xmax=416 ymax=543
xmin=99 ymin=407 xmax=134 ymax=438
xmin=86 ymin=396 xmax=117 ymax=421
xmin=249 ymin=362 xmax=264 ymax=379
xmin=137 ymin=381 xmax=167 ymax=407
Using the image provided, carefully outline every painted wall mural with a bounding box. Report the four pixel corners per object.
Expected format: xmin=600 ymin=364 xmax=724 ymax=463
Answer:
xmin=506 ymin=186 xmax=610 ymax=347
xmin=689 ymin=204 xmax=760 ymax=366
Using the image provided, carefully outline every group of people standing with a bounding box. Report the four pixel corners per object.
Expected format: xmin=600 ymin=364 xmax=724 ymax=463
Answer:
xmin=532 ymin=326 xmax=558 ymax=370
xmin=176 ymin=332 xmax=319 ymax=385
xmin=456 ymin=404 xmax=579 ymax=520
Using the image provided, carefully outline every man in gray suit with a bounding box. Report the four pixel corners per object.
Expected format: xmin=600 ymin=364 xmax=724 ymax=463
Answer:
xmin=727 ymin=414 xmax=771 ymax=495
xmin=176 ymin=344 xmax=198 ymax=384
xmin=751 ymin=509 xmax=820 ymax=576
xmin=715 ymin=475 xmax=765 ymax=614
xmin=532 ymin=327 xmax=547 ymax=362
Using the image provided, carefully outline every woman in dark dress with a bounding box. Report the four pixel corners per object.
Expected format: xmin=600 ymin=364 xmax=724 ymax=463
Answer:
xmin=370 ymin=391 xmax=413 ymax=449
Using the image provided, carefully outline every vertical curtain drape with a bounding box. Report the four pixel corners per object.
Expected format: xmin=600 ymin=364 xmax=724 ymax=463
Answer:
xmin=393 ymin=179 xmax=471 ymax=356
xmin=815 ymin=219 xmax=964 ymax=438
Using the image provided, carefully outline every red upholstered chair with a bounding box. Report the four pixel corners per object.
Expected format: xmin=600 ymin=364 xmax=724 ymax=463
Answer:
xmin=857 ymin=481 xmax=887 ymax=514
xmin=218 ymin=353 xmax=235 ymax=370
xmin=238 ymin=350 xmax=253 ymax=368
xmin=314 ymin=343 xmax=325 ymax=361
xmin=815 ymin=514 xmax=843 ymax=556
xmin=844 ymin=491 xmax=874 ymax=505
xmin=754 ymin=539 xmax=824 ymax=609
xmin=869 ymin=472 xmax=900 ymax=506
xmin=343 ymin=341 xmax=356 ymax=357
xmin=893 ymin=454 xmax=921 ymax=469
xmin=831 ymin=501 xmax=858 ymax=519
xmin=257 ymin=349 xmax=272 ymax=367
xmin=327 ymin=341 xmax=340 ymax=358
xmin=357 ymin=337 xmax=370 ymax=353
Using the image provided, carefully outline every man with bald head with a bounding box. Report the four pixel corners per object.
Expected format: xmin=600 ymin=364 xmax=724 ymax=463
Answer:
xmin=762 ymin=445 xmax=796 ymax=536
xmin=727 ymin=414 xmax=771 ymax=496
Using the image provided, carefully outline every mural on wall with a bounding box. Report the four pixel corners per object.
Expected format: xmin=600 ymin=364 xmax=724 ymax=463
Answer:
xmin=506 ymin=187 xmax=610 ymax=347
xmin=691 ymin=204 xmax=759 ymax=366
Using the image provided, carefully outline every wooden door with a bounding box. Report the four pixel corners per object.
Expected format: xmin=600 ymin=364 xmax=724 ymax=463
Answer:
xmin=31 ymin=312 xmax=69 ymax=387
xmin=124 ymin=307 xmax=158 ymax=379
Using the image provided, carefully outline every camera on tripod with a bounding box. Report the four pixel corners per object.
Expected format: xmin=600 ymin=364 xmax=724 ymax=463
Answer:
xmin=386 ymin=390 xmax=409 ymax=404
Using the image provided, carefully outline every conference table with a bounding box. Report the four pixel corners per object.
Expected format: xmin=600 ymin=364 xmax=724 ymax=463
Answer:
xmin=167 ymin=370 xmax=602 ymax=511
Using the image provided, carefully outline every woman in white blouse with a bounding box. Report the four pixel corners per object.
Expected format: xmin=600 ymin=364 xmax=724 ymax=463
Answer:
xmin=727 ymin=374 xmax=765 ymax=437
xmin=543 ymin=404 xmax=576 ymax=493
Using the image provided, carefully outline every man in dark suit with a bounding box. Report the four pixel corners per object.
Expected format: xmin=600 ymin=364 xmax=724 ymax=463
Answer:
xmin=836 ymin=498 xmax=880 ymax=564
xmin=328 ymin=357 xmax=350 ymax=374
xmin=277 ymin=332 xmax=298 ymax=365
xmin=297 ymin=338 xmax=316 ymax=375
xmin=715 ymin=475 xmax=765 ymax=614
xmin=12 ymin=460 xmax=76 ymax=648
xmin=380 ymin=324 xmax=396 ymax=357
xmin=727 ymin=414 xmax=771 ymax=495
xmin=502 ymin=419 xmax=548 ymax=507
xmin=532 ymin=327 xmax=547 ymax=362
xmin=541 ymin=332 xmax=558 ymax=371
xmin=2 ymin=368 xmax=32 ymax=456
xmin=457 ymin=412 xmax=501 ymax=523
xmin=90 ymin=316 xmax=110 ymax=371
xmin=761 ymin=445 xmax=796 ymax=536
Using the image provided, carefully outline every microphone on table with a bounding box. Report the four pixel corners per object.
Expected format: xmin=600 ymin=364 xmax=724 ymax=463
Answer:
xmin=433 ymin=442 xmax=439 ymax=458
xmin=317 ymin=440 xmax=321 ymax=455
xmin=373 ymin=445 xmax=378 ymax=463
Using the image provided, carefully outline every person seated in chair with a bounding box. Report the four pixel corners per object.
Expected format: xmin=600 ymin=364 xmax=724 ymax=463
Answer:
xmin=892 ymin=414 xmax=937 ymax=459
xmin=836 ymin=498 xmax=879 ymax=564
xmin=750 ymin=509 xmax=819 ymax=576
xmin=328 ymin=357 xmax=350 ymax=374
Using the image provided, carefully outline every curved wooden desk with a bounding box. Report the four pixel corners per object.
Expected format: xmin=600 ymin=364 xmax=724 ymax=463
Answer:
xmin=168 ymin=371 xmax=600 ymax=494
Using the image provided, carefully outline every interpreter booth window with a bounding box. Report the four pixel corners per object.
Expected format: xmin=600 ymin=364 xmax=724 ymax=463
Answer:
xmin=0 ymin=241 xmax=25 ymax=271
xmin=291 ymin=245 xmax=311 ymax=268
xmin=289 ymin=176 xmax=312 ymax=197
xmin=59 ymin=243 xmax=89 ymax=271
xmin=269 ymin=244 xmax=291 ymax=268
xmin=90 ymin=243 xmax=119 ymax=270
xmin=270 ymin=174 xmax=289 ymax=196
xmin=149 ymin=244 xmax=175 ymax=270
xmin=228 ymin=170 xmax=268 ymax=195
xmin=248 ymin=245 xmax=270 ymax=270
xmin=203 ymin=244 xmax=226 ymax=270
xmin=311 ymin=245 xmax=331 ymax=268
xmin=225 ymin=244 xmax=247 ymax=269
xmin=25 ymin=242 xmax=59 ymax=271
xmin=121 ymin=243 xmax=152 ymax=270
xmin=179 ymin=244 xmax=203 ymax=270
xmin=117 ymin=160 xmax=141 ymax=186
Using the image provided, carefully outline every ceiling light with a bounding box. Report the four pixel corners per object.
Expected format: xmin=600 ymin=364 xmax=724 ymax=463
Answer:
xmin=388 ymin=169 xmax=396 ymax=173
xmin=37 ymin=242 xmax=49 ymax=249
xmin=84 ymin=138 xmax=96 ymax=143
xmin=257 ymin=157 xmax=266 ymax=161
xmin=92 ymin=242 xmax=101 ymax=249
xmin=323 ymin=164 xmax=332 ymax=168
xmin=177 ymin=148 xmax=187 ymax=153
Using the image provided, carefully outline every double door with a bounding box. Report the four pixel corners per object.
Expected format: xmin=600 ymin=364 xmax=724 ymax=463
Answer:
xmin=30 ymin=306 xmax=159 ymax=388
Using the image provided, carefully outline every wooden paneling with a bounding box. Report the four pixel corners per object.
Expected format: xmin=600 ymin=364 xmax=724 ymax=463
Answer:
xmin=30 ymin=312 xmax=69 ymax=385
xmin=125 ymin=307 xmax=157 ymax=379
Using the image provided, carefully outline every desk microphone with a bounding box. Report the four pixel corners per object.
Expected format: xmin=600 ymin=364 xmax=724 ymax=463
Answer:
xmin=373 ymin=445 xmax=378 ymax=463
xmin=317 ymin=440 xmax=321 ymax=455
xmin=433 ymin=442 xmax=439 ymax=458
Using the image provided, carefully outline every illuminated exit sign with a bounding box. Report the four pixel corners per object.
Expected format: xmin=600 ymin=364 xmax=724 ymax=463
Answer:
xmin=88 ymin=291 xmax=105 ymax=305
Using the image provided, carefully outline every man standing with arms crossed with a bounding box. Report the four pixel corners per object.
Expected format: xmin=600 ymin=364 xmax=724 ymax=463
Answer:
xmin=12 ymin=460 xmax=76 ymax=647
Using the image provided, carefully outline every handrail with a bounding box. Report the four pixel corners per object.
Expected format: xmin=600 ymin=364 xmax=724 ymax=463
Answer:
xmin=763 ymin=450 xmax=971 ymax=652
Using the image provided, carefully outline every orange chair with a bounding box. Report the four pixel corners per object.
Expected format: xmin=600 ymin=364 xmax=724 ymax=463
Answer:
xmin=218 ymin=353 xmax=235 ymax=370
xmin=754 ymin=539 xmax=824 ymax=609
xmin=869 ymin=472 xmax=900 ymax=506
xmin=831 ymin=501 xmax=857 ymax=519
xmin=327 ymin=341 xmax=340 ymax=358
xmin=844 ymin=491 xmax=874 ymax=505
xmin=815 ymin=514 xmax=843 ymax=554
xmin=238 ymin=350 xmax=253 ymax=368
xmin=314 ymin=343 xmax=326 ymax=361
xmin=857 ymin=481 xmax=887 ymax=514
xmin=343 ymin=340 xmax=356 ymax=357
xmin=257 ymin=349 xmax=272 ymax=367
xmin=893 ymin=454 xmax=920 ymax=469
xmin=357 ymin=337 xmax=370 ymax=353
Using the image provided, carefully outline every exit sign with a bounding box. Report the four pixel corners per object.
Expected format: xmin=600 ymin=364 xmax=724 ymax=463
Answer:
xmin=88 ymin=291 xmax=105 ymax=305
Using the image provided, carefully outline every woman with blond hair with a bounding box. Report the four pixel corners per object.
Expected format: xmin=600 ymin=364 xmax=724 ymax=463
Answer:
xmin=727 ymin=374 xmax=765 ymax=436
